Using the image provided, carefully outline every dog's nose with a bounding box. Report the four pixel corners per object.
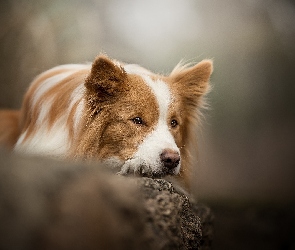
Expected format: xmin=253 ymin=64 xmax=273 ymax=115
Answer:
xmin=160 ymin=149 xmax=180 ymax=169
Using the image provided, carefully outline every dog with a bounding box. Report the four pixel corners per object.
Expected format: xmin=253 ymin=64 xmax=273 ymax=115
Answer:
xmin=0 ymin=55 xmax=212 ymax=186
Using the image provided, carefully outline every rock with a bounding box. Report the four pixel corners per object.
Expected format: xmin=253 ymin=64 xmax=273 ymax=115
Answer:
xmin=138 ymin=178 xmax=202 ymax=249
xmin=0 ymin=150 xmax=213 ymax=249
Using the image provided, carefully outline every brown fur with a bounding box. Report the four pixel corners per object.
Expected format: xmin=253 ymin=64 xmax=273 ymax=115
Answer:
xmin=73 ymin=57 xmax=159 ymax=161
xmin=0 ymin=110 xmax=21 ymax=149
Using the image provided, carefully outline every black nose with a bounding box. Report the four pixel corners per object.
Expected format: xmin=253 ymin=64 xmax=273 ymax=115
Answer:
xmin=160 ymin=149 xmax=180 ymax=169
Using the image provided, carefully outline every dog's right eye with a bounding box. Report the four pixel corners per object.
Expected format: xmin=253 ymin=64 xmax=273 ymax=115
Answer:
xmin=132 ymin=117 xmax=144 ymax=125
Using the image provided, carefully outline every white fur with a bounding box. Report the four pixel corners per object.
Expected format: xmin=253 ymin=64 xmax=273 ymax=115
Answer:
xmin=14 ymin=118 xmax=70 ymax=157
xmin=70 ymin=84 xmax=85 ymax=135
xmin=73 ymin=98 xmax=85 ymax=135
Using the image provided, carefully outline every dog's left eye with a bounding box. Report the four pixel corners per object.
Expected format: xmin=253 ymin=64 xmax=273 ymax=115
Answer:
xmin=171 ymin=119 xmax=178 ymax=128
xmin=132 ymin=117 xmax=144 ymax=125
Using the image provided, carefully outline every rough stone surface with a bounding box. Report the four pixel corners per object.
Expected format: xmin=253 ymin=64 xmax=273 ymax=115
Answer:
xmin=138 ymin=178 xmax=202 ymax=249
xmin=0 ymin=150 xmax=213 ymax=249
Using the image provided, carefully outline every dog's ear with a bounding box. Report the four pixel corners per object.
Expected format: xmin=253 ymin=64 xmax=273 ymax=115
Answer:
xmin=170 ymin=60 xmax=213 ymax=107
xmin=85 ymin=55 xmax=128 ymax=101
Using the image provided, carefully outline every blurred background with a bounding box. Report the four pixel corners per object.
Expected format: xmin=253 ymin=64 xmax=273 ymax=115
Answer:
xmin=1 ymin=0 xmax=294 ymax=249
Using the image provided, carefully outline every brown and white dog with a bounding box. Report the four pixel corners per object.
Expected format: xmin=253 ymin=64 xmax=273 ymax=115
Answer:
xmin=0 ymin=55 xmax=212 ymax=186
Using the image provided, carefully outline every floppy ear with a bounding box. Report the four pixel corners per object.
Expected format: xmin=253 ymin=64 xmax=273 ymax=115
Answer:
xmin=85 ymin=55 xmax=128 ymax=101
xmin=170 ymin=59 xmax=213 ymax=108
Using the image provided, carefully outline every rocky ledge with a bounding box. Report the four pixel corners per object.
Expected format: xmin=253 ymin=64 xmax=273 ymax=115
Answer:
xmin=0 ymin=150 xmax=213 ymax=250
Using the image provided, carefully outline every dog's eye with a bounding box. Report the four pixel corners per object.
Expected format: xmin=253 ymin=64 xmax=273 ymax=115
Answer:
xmin=171 ymin=119 xmax=178 ymax=128
xmin=132 ymin=117 xmax=144 ymax=125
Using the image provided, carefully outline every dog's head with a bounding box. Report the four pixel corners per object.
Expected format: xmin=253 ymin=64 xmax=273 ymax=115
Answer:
xmin=77 ymin=55 xmax=212 ymax=178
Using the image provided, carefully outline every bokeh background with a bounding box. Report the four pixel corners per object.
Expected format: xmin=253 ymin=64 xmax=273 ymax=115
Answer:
xmin=1 ymin=0 xmax=294 ymax=249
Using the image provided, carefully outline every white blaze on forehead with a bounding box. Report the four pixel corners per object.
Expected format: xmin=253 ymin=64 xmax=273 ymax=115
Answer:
xmin=142 ymin=76 xmax=171 ymax=120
